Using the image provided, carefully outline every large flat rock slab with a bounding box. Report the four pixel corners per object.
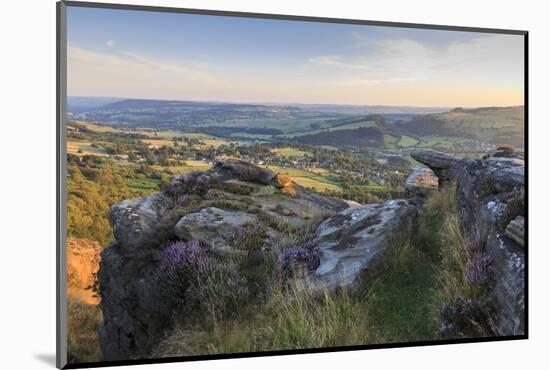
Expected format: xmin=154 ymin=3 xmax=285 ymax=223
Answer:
xmin=312 ymin=199 xmax=417 ymax=290
xmin=175 ymin=207 xmax=258 ymax=255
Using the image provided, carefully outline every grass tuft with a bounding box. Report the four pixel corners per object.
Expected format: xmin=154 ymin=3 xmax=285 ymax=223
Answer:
xmin=153 ymin=285 xmax=374 ymax=356
xmin=67 ymin=298 xmax=103 ymax=363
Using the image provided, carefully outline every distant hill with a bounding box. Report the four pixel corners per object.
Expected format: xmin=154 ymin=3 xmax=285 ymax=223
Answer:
xmin=99 ymin=98 xmax=301 ymax=112
xmin=392 ymin=106 xmax=525 ymax=148
xmin=71 ymin=98 xmax=308 ymax=129
xmin=291 ymin=103 xmax=450 ymax=115
xmin=292 ymin=106 xmax=525 ymax=150
xmin=68 ymin=97 xmax=448 ymax=130
xmin=67 ymin=98 xmax=524 ymax=150
xmin=294 ymin=126 xmax=386 ymax=148
xmin=67 ymin=96 xmax=124 ymax=112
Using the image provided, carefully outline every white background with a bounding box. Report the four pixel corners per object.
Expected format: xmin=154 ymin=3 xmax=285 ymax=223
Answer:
xmin=1 ymin=0 xmax=548 ymax=369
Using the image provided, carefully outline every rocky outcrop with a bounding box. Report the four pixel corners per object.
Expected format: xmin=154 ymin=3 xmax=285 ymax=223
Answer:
xmin=405 ymin=167 xmax=438 ymax=197
xmin=175 ymin=207 xmax=258 ymax=256
xmin=216 ymin=160 xmax=276 ymax=185
xmin=98 ymin=160 xmax=347 ymax=360
xmin=99 ymin=149 xmax=526 ymax=360
xmin=67 ymin=238 xmax=101 ymax=305
xmin=411 ymin=148 xmax=525 ymax=336
xmin=410 ymin=149 xmax=461 ymax=184
xmin=98 ymin=245 xmax=163 ymax=361
xmin=505 ymin=216 xmax=525 ymax=248
xmin=109 ymin=192 xmax=177 ymax=253
xmin=310 ymin=199 xmax=417 ymax=290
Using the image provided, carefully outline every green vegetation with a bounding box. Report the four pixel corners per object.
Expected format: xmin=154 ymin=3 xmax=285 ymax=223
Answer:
xmin=366 ymin=236 xmax=438 ymax=341
xmin=396 ymin=135 xmax=419 ymax=147
xmin=417 ymin=184 xmax=497 ymax=338
xmin=124 ymin=178 xmax=162 ymax=192
xmin=67 ymin=156 xmax=169 ymax=246
xmin=330 ymin=119 xmax=377 ymax=131
xmin=383 ymin=134 xmax=399 ymax=147
xmin=66 ymin=121 xmax=411 ymax=247
xmin=401 ymin=106 xmax=524 ymax=149
xmin=433 ymin=106 xmax=523 ymax=131
xmin=417 ymin=135 xmax=471 ymax=149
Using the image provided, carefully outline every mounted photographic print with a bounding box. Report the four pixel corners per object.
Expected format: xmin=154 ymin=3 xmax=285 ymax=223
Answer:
xmin=56 ymin=1 xmax=527 ymax=368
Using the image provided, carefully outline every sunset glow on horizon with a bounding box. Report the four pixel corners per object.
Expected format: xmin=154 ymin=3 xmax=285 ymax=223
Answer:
xmin=67 ymin=7 xmax=525 ymax=108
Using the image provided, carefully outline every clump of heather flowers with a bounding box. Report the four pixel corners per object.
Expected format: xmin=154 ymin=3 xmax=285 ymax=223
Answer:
xmin=188 ymin=258 xmax=249 ymax=320
xmin=229 ymin=223 xmax=267 ymax=251
xmin=438 ymin=297 xmax=494 ymax=338
xmin=435 ymin=235 xmax=496 ymax=339
xmin=279 ymin=238 xmax=320 ymax=280
xmin=153 ymin=239 xmax=249 ymax=320
xmin=154 ymin=240 xmax=209 ymax=309
xmin=466 ymin=250 xmax=494 ymax=288
xmin=175 ymin=194 xmax=190 ymax=208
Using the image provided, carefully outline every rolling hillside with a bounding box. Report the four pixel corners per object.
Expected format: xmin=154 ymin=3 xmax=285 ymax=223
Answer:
xmin=294 ymin=126 xmax=386 ymax=148
xmin=393 ymin=106 xmax=524 ymax=148
xmin=68 ymin=98 xmax=525 ymax=150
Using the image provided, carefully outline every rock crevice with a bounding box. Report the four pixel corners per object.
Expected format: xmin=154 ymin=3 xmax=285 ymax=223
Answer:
xmin=411 ymin=148 xmax=525 ymax=336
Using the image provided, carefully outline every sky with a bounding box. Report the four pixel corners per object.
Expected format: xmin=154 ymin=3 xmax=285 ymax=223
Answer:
xmin=67 ymin=6 xmax=525 ymax=107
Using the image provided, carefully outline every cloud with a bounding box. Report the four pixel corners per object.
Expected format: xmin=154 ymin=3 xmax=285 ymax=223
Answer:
xmin=105 ymin=40 xmax=115 ymax=48
xmin=67 ymin=46 xmax=230 ymax=99
xmin=309 ymin=34 xmax=524 ymax=88
xmin=67 ymin=32 xmax=524 ymax=107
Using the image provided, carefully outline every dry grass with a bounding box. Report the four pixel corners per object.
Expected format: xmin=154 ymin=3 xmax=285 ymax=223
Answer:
xmin=67 ymin=297 xmax=102 ymax=363
xmin=308 ymin=167 xmax=329 ymax=175
xmin=434 ymin=212 xmax=470 ymax=301
xmin=291 ymin=177 xmax=342 ymax=192
xmin=67 ymin=141 xmax=111 ymax=157
xmin=141 ymin=139 xmax=177 ymax=148
xmin=78 ymin=122 xmax=122 ymax=133
xmin=153 ymin=285 xmax=374 ymax=357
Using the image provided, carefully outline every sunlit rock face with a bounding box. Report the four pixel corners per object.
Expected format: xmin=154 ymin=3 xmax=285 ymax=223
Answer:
xmin=67 ymin=238 xmax=101 ymax=305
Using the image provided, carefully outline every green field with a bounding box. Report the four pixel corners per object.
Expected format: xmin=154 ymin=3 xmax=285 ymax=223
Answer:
xmin=383 ymin=134 xmax=399 ymax=147
xmin=271 ymin=147 xmax=310 ymax=157
xmin=67 ymin=140 xmax=112 ymax=157
xmin=229 ymin=133 xmax=274 ymax=140
xmin=152 ymin=161 xmax=212 ymax=175
xmin=433 ymin=107 xmax=523 ymax=129
xmin=221 ymin=117 xmax=338 ymax=135
xmin=330 ymin=120 xmax=377 ymax=131
xmin=124 ymin=178 xmax=161 ymax=191
xmin=355 ymin=183 xmax=387 ymax=192
xmin=417 ymin=136 xmax=472 ymax=148
xmin=267 ymin=165 xmax=342 ymax=192
xmin=397 ymin=135 xmax=419 ymax=147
